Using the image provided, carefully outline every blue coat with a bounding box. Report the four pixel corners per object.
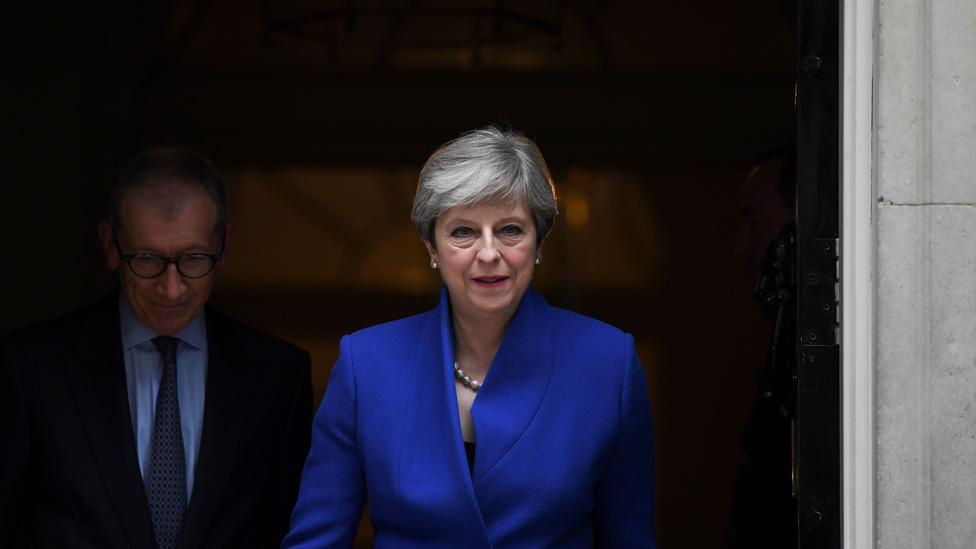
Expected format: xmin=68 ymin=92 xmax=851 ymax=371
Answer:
xmin=284 ymin=288 xmax=656 ymax=548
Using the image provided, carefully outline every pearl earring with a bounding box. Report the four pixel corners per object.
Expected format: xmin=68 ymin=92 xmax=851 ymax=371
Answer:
xmin=431 ymin=259 xmax=438 ymax=269
xmin=535 ymin=257 xmax=541 ymax=265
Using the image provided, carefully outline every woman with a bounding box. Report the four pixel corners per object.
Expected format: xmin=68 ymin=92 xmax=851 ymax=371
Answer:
xmin=284 ymin=126 xmax=656 ymax=548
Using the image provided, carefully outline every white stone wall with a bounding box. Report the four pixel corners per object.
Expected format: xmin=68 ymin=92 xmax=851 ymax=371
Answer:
xmin=875 ymin=0 xmax=976 ymax=547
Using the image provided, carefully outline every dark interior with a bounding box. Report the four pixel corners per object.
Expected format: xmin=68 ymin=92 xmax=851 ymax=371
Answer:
xmin=4 ymin=1 xmax=796 ymax=546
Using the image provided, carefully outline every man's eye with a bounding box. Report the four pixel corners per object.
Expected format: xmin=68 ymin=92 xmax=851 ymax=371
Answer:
xmin=181 ymin=254 xmax=211 ymax=265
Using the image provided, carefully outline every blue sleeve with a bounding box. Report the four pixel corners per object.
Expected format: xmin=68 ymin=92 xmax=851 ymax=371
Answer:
xmin=282 ymin=336 xmax=366 ymax=549
xmin=593 ymin=335 xmax=657 ymax=548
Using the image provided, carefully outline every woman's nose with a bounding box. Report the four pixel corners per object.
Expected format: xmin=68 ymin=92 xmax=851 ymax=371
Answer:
xmin=476 ymin=235 xmax=501 ymax=262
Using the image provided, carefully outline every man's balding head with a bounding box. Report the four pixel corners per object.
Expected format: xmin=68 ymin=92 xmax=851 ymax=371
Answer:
xmin=108 ymin=147 xmax=229 ymax=237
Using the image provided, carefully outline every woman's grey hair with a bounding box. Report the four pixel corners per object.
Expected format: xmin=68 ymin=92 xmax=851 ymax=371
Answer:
xmin=411 ymin=125 xmax=558 ymax=248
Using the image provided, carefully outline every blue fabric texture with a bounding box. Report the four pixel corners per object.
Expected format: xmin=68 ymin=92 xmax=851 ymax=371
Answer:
xmin=284 ymin=287 xmax=657 ymax=548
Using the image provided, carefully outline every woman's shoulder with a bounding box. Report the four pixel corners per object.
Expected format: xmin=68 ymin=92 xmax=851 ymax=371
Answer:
xmin=346 ymin=310 xmax=433 ymax=341
xmin=542 ymin=303 xmax=643 ymax=390
xmin=544 ymin=303 xmax=634 ymax=357
xmin=339 ymin=308 xmax=437 ymax=360
xmin=547 ymin=303 xmax=631 ymax=344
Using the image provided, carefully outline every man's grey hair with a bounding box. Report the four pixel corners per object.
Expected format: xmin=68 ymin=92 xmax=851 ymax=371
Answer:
xmin=411 ymin=125 xmax=558 ymax=248
xmin=108 ymin=146 xmax=229 ymax=237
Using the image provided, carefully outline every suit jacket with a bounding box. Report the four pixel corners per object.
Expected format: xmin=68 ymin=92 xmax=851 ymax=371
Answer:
xmin=284 ymin=288 xmax=656 ymax=548
xmin=0 ymin=292 xmax=313 ymax=549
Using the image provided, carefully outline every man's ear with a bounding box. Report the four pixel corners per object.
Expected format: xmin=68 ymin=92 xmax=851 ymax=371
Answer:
xmin=97 ymin=221 xmax=120 ymax=271
xmin=217 ymin=222 xmax=235 ymax=266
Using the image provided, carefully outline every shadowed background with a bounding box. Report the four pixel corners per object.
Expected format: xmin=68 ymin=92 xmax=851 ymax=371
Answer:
xmin=3 ymin=1 xmax=795 ymax=547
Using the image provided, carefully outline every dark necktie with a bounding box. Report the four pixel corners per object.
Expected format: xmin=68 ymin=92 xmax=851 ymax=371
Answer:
xmin=147 ymin=336 xmax=186 ymax=549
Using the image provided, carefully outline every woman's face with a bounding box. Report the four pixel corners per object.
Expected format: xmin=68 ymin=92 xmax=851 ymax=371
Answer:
xmin=427 ymin=200 xmax=539 ymax=324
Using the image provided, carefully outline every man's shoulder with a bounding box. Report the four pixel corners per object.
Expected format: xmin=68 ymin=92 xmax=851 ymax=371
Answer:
xmin=206 ymin=307 xmax=309 ymax=364
xmin=2 ymin=295 xmax=116 ymax=354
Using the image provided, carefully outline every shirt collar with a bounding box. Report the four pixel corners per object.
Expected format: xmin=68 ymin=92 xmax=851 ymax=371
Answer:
xmin=118 ymin=293 xmax=208 ymax=351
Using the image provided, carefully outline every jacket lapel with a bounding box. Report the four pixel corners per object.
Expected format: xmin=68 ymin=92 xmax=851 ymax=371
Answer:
xmin=470 ymin=288 xmax=556 ymax=483
xmin=176 ymin=309 xmax=247 ymax=549
xmin=61 ymin=293 xmax=156 ymax=548
xmin=396 ymin=290 xmax=491 ymax=546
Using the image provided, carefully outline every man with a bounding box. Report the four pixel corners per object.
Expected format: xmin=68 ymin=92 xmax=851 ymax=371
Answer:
xmin=734 ymin=147 xmax=796 ymax=272
xmin=0 ymin=148 xmax=312 ymax=548
xmin=729 ymin=146 xmax=798 ymax=549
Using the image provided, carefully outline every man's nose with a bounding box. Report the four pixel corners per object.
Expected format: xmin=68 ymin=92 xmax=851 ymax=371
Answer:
xmin=157 ymin=263 xmax=185 ymax=299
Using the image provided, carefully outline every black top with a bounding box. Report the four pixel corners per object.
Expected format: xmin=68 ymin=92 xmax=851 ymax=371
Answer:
xmin=463 ymin=442 xmax=475 ymax=474
xmin=0 ymin=292 xmax=313 ymax=549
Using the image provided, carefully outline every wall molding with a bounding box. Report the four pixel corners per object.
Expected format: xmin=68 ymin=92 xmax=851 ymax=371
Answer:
xmin=841 ymin=0 xmax=876 ymax=547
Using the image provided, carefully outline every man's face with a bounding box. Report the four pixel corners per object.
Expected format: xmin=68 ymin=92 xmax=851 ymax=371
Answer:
xmin=734 ymin=158 xmax=793 ymax=272
xmin=101 ymin=187 xmax=224 ymax=335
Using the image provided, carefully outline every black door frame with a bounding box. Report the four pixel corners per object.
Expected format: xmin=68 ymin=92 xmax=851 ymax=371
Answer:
xmin=795 ymin=0 xmax=842 ymax=547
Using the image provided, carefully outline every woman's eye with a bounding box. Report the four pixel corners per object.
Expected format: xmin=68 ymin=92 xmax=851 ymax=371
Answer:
xmin=450 ymin=227 xmax=475 ymax=238
xmin=499 ymin=225 xmax=523 ymax=236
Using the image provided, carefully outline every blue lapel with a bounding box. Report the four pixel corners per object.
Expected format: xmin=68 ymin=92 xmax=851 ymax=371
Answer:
xmin=396 ymin=288 xmax=490 ymax=545
xmin=469 ymin=288 xmax=556 ymax=483
xmin=395 ymin=286 xmax=556 ymax=543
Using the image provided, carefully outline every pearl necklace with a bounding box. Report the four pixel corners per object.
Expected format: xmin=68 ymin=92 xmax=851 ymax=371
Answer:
xmin=453 ymin=362 xmax=482 ymax=392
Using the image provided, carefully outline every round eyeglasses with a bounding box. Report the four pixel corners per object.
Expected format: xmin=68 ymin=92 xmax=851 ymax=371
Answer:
xmin=113 ymin=234 xmax=223 ymax=279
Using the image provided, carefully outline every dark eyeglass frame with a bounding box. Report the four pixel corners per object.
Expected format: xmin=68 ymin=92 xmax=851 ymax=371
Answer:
xmin=113 ymin=229 xmax=225 ymax=279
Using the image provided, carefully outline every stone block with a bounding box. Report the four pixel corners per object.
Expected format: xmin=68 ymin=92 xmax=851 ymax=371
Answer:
xmin=877 ymin=0 xmax=976 ymax=204
xmin=931 ymin=0 xmax=976 ymax=203
xmin=875 ymin=204 xmax=976 ymax=548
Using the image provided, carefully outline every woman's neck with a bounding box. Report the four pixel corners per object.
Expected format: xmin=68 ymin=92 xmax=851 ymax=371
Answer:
xmin=452 ymin=311 xmax=509 ymax=380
